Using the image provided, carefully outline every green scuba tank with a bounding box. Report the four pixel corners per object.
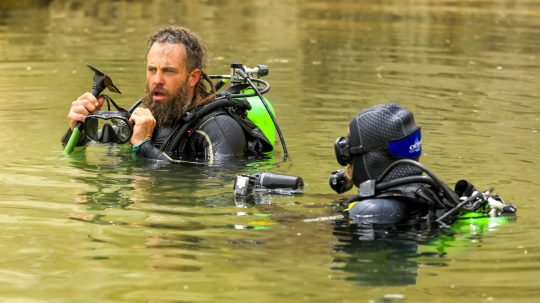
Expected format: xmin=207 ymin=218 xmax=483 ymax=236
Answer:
xmin=210 ymin=63 xmax=287 ymax=158
xmin=241 ymin=89 xmax=276 ymax=148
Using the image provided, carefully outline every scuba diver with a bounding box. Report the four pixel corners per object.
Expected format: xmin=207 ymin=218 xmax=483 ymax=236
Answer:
xmin=62 ymin=26 xmax=273 ymax=163
xmin=329 ymin=103 xmax=516 ymax=227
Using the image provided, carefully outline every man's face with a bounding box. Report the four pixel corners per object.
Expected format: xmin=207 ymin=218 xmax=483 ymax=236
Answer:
xmin=144 ymin=42 xmax=203 ymax=126
xmin=146 ymin=42 xmax=190 ymax=104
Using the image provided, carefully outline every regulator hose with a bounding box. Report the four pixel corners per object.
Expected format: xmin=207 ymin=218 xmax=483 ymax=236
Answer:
xmin=376 ymin=175 xmax=437 ymax=190
xmin=160 ymin=96 xmax=250 ymax=153
xmin=343 ymin=160 xmax=460 ymax=211
xmin=343 ymin=175 xmax=448 ymax=209
xmin=236 ymin=70 xmax=288 ymax=160
xmin=375 ymin=159 xmax=460 ymax=207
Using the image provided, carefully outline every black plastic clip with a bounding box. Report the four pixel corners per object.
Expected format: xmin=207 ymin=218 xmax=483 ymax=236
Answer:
xmin=182 ymin=111 xmax=195 ymax=122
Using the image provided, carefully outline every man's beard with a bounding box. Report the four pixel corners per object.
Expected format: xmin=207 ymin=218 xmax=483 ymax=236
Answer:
xmin=143 ymin=80 xmax=192 ymax=127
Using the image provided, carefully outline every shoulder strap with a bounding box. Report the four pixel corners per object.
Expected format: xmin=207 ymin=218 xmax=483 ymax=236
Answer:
xmin=372 ymin=183 xmax=438 ymax=207
xmin=177 ymin=106 xmax=274 ymax=156
xmin=160 ymin=95 xmax=249 ymax=153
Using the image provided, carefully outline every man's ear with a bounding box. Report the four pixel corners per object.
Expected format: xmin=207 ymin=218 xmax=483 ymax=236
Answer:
xmin=189 ymin=68 xmax=202 ymax=88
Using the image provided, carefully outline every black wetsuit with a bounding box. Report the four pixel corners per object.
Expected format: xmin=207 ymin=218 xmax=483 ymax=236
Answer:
xmin=137 ymin=107 xmax=272 ymax=162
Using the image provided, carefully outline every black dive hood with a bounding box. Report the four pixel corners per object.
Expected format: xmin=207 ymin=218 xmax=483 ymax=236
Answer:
xmin=348 ymin=103 xmax=422 ymax=187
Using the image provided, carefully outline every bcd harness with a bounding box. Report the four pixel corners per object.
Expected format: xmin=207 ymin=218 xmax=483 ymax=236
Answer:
xmin=159 ymin=93 xmax=273 ymax=159
xmin=344 ymin=159 xmax=517 ymax=225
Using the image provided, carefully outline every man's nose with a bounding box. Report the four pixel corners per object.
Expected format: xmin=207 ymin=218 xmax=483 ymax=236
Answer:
xmin=152 ymin=71 xmax=165 ymax=86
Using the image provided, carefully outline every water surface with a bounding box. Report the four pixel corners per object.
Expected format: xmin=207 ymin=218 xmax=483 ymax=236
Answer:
xmin=0 ymin=0 xmax=539 ymax=302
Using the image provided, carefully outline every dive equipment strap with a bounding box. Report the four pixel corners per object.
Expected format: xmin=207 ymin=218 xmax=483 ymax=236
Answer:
xmin=159 ymin=95 xmax=254 ymax=155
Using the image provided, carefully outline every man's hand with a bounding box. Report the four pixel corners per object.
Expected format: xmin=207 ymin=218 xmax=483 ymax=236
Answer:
xmin=67 ymin=92 xmax=105 ymax=129
xmin=129 ymin=108 xmax=156 ymax=145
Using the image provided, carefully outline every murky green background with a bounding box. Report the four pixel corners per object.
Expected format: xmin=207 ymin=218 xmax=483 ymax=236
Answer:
xmin=0 ymin=0 xmax=539 ymax=302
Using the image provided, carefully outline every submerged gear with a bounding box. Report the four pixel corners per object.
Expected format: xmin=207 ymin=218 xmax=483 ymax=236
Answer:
xmin=344 ymin=159 xmax=460 ymax=225
xmin=335 ymin=103 xmax=422 ymax=187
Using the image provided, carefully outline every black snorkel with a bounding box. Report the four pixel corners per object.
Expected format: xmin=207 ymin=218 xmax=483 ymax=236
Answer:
xmin=63 ymin=65 xmax=122 ymax=155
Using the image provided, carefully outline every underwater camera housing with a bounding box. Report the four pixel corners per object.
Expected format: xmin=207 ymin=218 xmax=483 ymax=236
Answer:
xmin=234 ymin=172 xmax=304 ymax=196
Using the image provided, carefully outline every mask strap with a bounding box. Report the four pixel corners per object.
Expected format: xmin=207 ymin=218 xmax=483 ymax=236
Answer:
xmin=102 ymin=95 xmax=128 ymax=112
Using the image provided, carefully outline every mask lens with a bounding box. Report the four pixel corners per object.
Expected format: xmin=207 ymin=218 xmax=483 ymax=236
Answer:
xmin=110 ymin=118 xmax=131 ymax=142
xmin=334 ymin=136 xmax=351 ymax=166
xmin=84 ymin=116 xmax=99 ymax=140
xmin=84 ymin=113 xmax=132 ymax=144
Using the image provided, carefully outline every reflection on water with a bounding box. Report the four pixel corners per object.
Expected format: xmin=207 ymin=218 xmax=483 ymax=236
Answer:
xmin=332 ymin=220 xmax=427 ymax=286
xmin=331 ymin=214 xmax=517 ymax=287
xmin=0 ymin=0 xmax=539 ymax=302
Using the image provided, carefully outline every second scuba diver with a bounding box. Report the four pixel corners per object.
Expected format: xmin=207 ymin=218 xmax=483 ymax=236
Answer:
xmin=62 ymin=26 xmax=272 ymax=163
xmin=329 ymin=103 xmax=516 ymax=227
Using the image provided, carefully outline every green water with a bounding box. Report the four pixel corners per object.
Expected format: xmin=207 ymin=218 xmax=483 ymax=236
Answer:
xmin=0 ymin=0 xmax=539 ymax=302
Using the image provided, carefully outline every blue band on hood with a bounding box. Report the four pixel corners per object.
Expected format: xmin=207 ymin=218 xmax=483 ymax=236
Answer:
xmin=388 ymin=128 xmax=422 ymax=159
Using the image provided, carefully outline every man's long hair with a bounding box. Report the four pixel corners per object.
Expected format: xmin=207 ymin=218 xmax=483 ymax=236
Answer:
xmin=146 ymin=26 xmax=215 ymax=108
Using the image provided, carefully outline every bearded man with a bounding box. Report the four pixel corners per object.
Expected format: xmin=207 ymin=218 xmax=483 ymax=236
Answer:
xmin=64 ymin=26 xmax=272 ymax=163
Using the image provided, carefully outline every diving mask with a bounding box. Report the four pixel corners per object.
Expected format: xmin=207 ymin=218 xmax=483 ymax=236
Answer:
xmin=334 ymin=128 xmax=422 ymax=166
xmin=84 ymin=111 xmax=132 ymax=144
